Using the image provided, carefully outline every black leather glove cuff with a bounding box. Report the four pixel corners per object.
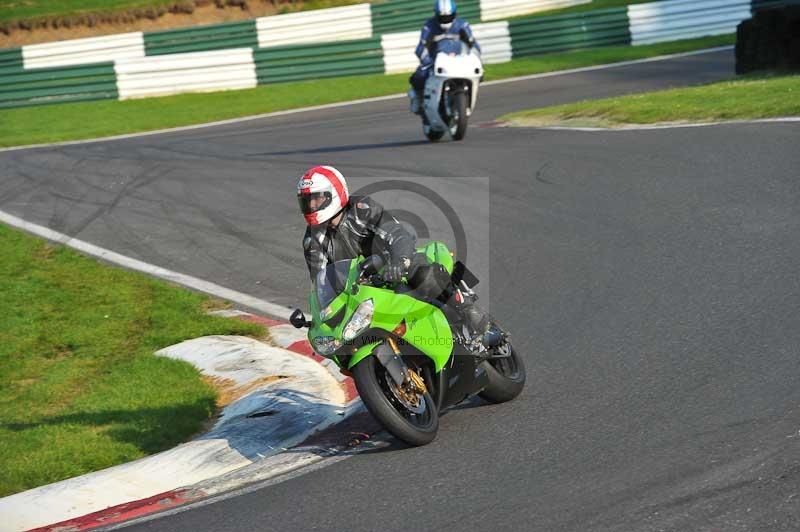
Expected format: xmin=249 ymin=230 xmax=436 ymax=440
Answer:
xmin=384 ymin=257 xmax=410 ymax=283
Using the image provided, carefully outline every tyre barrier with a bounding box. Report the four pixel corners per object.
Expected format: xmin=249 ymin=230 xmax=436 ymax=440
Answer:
xmin=736 ymin=4 xmax=800 ymax=73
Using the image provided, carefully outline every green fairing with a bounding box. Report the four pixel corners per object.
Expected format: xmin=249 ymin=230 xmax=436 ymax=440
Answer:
xmin=307 ymin=249 xmax=456 ymax=374
xmin=346 ymin=285 xmax=453 ymax=372
xmin=418 ymin=241 xmax=454 ymax=274
xmin=350 ymin=340 xmax=382 ymax=368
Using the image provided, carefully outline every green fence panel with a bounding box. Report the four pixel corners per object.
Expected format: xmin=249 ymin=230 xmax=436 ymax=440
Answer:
xmin=254 ymin=36 xmax=384 ymax=84
xmin=371 ymin=0 xmax=481 ymax=35
xmin=0 ymin=47 xmax=23 ymax=70
xmin=144 ymin=20 xmax=258 ymax=56
xmin=0 ymin=62 xmax=118 ymax=109
xmin=509 ymin=7 xmax=631 ymax=58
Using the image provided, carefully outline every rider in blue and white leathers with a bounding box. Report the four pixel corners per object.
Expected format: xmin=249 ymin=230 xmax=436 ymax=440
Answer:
xmin=409 ymin=0 xmax=481 ymax=115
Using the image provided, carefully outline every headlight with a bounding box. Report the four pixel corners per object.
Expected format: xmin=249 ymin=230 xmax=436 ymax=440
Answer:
xmin=312 ymin=336 xmax=341 ymax=356
xmin=342 ymin=299 xmax=374 ymax=341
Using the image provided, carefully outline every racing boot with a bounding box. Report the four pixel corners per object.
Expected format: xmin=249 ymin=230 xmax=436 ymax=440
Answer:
xmin=408 ymin=88 xmax=424 ymax=115
xmin=453 ymin=290 xmax=504 ymax=350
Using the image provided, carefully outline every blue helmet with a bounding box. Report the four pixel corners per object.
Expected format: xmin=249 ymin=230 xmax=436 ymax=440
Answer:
xmin=434 ymin=0 xmax=457 ymax=27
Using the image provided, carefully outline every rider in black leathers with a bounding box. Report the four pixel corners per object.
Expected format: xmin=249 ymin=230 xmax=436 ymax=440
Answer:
xmin=303 ymin=193 xmax=416 ymax=282
xmin=297 ymin=166 xmax=491 ymax=339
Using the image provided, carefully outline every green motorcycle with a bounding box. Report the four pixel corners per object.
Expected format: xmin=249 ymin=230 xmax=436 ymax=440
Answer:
xmin=290 ymin=242 xmax=525 ymax=446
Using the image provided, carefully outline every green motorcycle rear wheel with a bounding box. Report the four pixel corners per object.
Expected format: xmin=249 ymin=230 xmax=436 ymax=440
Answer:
xmin=479 ymin=343 xmax=526 ymax=404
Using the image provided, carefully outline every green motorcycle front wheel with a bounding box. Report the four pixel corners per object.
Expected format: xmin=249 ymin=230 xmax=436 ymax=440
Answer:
xmin=352 ymin=356 xmax=439 ymax=446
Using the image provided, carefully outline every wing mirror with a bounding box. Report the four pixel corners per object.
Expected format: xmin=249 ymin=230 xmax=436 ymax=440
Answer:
xmin=290 ymin=309 xmax=311 ymax=329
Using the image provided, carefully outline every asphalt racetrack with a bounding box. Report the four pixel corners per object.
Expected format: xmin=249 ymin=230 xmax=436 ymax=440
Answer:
xmin=2 ymin=48 xmax=800 ymax=531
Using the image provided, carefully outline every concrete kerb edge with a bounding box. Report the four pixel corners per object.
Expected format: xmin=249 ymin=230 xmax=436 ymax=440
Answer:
xmin=19 ymin=315 xmax=360 ymax=532
xmin=214 ymin=309 xmax=360 ymax=404
xmin=0 ymin=210 xmax=362 ymax=531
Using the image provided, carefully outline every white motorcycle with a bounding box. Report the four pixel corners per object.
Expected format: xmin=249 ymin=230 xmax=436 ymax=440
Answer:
xmin=410 ymin=42 xmax=483 ymax=142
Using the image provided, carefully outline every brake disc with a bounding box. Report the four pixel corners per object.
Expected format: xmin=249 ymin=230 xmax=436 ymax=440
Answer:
xmin=385 ymin=370 xmax=427 ymax=415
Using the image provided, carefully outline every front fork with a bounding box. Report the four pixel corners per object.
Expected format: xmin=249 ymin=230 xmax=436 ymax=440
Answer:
xmin=373 ymin=338 xmax=409 ymax=387
xmin=354 ymin=337 xmax=429 ymax=398
xmin=443 ymin=82 xmax=471 ymax=121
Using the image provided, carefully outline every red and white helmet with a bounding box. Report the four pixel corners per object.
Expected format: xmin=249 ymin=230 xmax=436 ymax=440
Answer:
xmin=297 ymin=166 xmax=349 ymax=226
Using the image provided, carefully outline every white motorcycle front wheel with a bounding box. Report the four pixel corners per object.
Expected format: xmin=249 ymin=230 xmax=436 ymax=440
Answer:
xmin=449 ymin=91 xmax=469 ymax=141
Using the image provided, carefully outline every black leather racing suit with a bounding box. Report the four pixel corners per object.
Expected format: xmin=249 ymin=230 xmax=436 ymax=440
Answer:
xmin=302 ymin=195 xmax=490 ymax=337
xmin=303 ymin=195 xmax=415 ymax=280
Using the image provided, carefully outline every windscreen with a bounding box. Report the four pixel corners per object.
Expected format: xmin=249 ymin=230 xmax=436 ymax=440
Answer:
xmin=315 ymin=260 xmax=352 ymax=309
xmin=434 ymin=35 xmax=467 ymax=56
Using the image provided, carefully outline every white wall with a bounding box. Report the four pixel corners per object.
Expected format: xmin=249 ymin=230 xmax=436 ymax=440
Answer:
xmin=23 ymin=32 xmax=145 ymax=69
xmin=115 ymin=48 xmax=257 ymax=100
xmin=480 ymin=0 xmax=590 ymax=22
xmin=629 ymin=0 xmax=751 ymax=45
xmin=257 ymin=3 xmax=373 ymax=48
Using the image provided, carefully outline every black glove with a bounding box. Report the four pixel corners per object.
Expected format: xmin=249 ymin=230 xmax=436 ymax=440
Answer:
xmin=384 ymin=257 xmax=410 ymax=283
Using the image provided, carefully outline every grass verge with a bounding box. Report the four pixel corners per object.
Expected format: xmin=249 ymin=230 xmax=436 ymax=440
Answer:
xmin=0 ymin=0 xmax=176 ymax=23
xmin=0 ymin=223 xmax=264 ymax=497
xmin=511 ymin=0 xmax=657 ymax=20
xmin=499 ymin=74 xmax=800 ymax=128
xmin=0 ymin=34 xmax=734 ymax=147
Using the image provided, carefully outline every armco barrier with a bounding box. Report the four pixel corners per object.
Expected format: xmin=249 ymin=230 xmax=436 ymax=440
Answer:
xmin=380 ymin=31 xmax=420 ymax=74
xmin=115 ymin=48 xmax=257 ymax=99
xmin=6 ymin=0 xmax=554 ymax=73
xmin=22 ymin=32 xmax=145 ymax=69
xmin=145 ymin=20 xmax=258 ymax=56
xmin=0 ymin=48 xmax=23 ymax=69
xmin=480 ymin=0 xmax=590 ymax=21
xmin=3 ymin=0 xmax=793 ymax=109
xmin=1 ymin=0 xmax=774 ymax=77
xmin=371 ymin=0 xmax=481 ymax=34
xmin=381 ymin=21 xmax=512 ymax=75
xmin=509 ymin=7 xmax=631 ymax=57
xmin=473 ymin=21 xmax=514 ymax=64
xmin=254 ymin=37 xmax=384 ymax=84
xmin=256 ymin=4 xmax=373 ymax=48
xmin=0 ymin=62 xmax=117 ymax=109
xmin=628 ymin=0 xmax=752 ymax=45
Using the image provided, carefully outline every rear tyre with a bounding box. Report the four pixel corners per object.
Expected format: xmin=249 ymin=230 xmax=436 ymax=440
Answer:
xmin=450 ymin=92 xmax=469 ymax=141
xmin=352 ymin=355 xmax=439 ymax=446
xmin=479 ymin=343 xmax=526 ymax=404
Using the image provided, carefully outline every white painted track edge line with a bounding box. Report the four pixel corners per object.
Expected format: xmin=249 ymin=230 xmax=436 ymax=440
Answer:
xmin=0 ymin=209 xmax=294 ymax=320
xmin=525 ymin=117 xmax=800 ymax=132
xmin=100 ymin=453 xmax=354 ymax=531
xmin=0 ymin=93 xmax=406 ymax=154
xmin=481 ymin=45 xmax=734 ymax=86
xmin=0 ymin=46 xmax=734 ymax=153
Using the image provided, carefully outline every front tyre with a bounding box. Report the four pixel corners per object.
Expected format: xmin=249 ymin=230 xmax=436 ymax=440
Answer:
xmin=450 ymin=91 xmax=469 ymax=141
xmin=479 ymin=343 xmax=526 ymax=403
xmin=352 ymin=355 xmax=439 ymax=446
